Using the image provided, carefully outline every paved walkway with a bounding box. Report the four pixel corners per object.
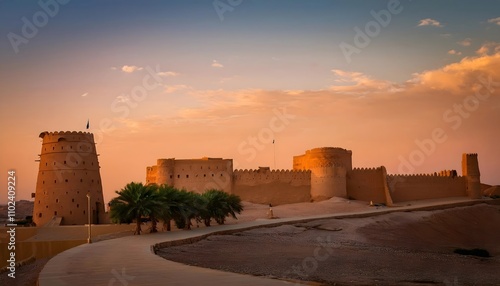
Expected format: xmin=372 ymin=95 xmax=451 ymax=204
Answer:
xmin=38 ymin=198 xmax=487 ymax=286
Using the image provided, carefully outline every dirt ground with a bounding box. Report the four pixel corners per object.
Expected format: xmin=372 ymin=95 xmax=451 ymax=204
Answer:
xmin=3 ymin=198 xmax=497 ymax=285
xmin=158 ymin=203 xmax=500 ymax=285
xmin=0 ymin=229 xmax=136 ymax=286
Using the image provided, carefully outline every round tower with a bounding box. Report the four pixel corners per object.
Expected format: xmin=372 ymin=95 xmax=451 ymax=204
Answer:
xmin=33 ymin=131 xmax=105 ymax=226
xmin=156 ymin=158 xmax=175 ymax=186
xmin=461 ymin=153 xmax=481 ymax=199
xmin=293 ymin=147 xmax=352 ymax=201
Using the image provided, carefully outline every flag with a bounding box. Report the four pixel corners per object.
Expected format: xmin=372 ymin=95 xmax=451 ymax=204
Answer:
xmin=86 ymin=119 xmax=90 ymax=129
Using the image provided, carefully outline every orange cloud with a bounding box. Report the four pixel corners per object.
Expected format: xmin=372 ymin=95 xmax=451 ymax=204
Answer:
xmin=411 ymin=47 xmax=500 ymax=93
xmin=330 ymin=69 xmax=403 ymax=95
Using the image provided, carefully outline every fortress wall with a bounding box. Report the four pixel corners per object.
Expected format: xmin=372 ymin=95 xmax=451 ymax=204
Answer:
xmin=34 ymin=131 xmax=105 ymax=226
xmin=233 ymin=169 xmax=311 ymax=205
xmin=387 ymin=174 xmax=467 ymax=203
xmin=146 ymin=158 xmax=233 ymax=194
xmin=346 ymin=167 xmax=387 ymax=203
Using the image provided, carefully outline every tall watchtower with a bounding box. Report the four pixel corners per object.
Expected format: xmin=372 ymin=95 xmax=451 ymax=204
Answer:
xmin=461 ymin=153 xmax=482 ymax=199
xmin=33 ymin=131 xmax=105 ymax=226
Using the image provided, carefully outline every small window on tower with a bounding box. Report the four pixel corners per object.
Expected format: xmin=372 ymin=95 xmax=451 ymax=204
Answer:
xmin=77 ymin=204 xmax=79 ymax=208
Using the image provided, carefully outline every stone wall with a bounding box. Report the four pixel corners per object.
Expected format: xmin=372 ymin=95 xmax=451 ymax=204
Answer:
xmin=232 ymin=168 xmax=311 ymax=205
xmin=146 ymin=158 xmax=233 ymax=194
xmin=387 ymin=174 xmax=467 ymax=203
xmin=346 ymin=167 xmax=388 ymax=204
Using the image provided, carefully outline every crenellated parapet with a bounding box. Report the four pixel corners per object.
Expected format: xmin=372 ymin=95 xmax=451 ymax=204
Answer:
xmin=39 ymin=131 xmax=95 ymax=143
xmin=351 ymin=167 xmax=384 ymax=172
xmin=387 ymin=173 xmax=464 ymax=180
xmin=233 ymin=168 xmax=311 ymax=186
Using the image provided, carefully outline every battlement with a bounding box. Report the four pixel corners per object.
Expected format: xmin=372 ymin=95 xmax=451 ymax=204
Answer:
xmin=305 ymin=147 xmax=352 ymax=154
xmin=387 ymin=173 xmax=464 ymax=180
xmin=234 ymin=168 xmax=311 ymax=185
xmin=388 ymin=173 xmax=462 ymax=177
xmin=464 ymin=153 xmax=478 ymax=156
xmin=39 ymin=131 xmax=95 ymax=144
xmin=39 ymin=131 xmax=93 ymax=137
xmin=234 ymin=169 xmax=310 ymax=174
xmin=351 ymin=167 xmax=384 ymax=172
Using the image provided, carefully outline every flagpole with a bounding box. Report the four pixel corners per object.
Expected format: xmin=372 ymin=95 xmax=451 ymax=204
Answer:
xmin=273 ymin=140 xmax=276 ymax=169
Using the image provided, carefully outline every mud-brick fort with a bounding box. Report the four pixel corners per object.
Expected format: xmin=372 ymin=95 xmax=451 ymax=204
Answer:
xmin=32 ymin=130 xmax=484 ymax=226
xmin=146 ymin=147 xmax=483 ymax=206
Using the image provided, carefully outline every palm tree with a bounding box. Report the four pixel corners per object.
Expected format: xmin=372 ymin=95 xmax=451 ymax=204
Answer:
xmin=156 ymin=184 xmax=182 ymax=231
xmin=109 ymin=182 xmax=162 ymax=235
xmin=201 ymin=189 xmax=243 ymax=226
xmin=170 ymin=190 xmax=205 ymax=230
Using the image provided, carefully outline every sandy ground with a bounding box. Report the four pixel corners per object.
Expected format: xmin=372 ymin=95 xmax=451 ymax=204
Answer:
xmin=158 ymin=203 xmax=500 ymax=286
xmin=2 ymin=198 xmax=497 ymax=285
xmin=0 ymin=198 xmax=368 ymax=286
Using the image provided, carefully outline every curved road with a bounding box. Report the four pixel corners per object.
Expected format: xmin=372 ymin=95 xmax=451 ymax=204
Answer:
xmin=38 ymin=198 xmax=482 ymax=286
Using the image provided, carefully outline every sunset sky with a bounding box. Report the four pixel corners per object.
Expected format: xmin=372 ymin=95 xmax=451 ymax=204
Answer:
xmin=1 ymin=0 xmax=499 ymax=204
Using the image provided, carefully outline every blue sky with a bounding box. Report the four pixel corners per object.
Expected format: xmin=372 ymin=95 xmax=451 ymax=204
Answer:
xmin=1 ymin=0 xmax=499 ymax=203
